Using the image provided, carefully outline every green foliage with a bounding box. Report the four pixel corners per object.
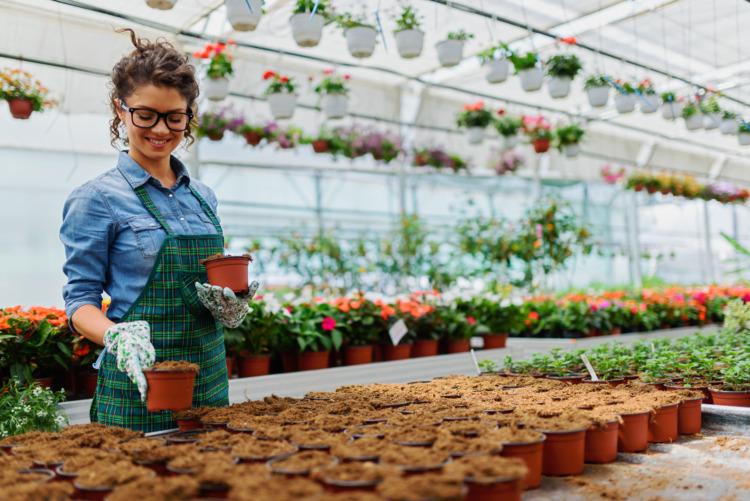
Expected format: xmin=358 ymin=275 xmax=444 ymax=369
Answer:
xmin=493 ymin=115 xmax=522 ymax=136
xmin=392 ymin=3 xmax=422 ymax=31
xmin=0 ymin=381 xmax=67 ymax=438
xmin=554 ymin=123 xmax=585 ymax=148
xmin=545 ymin=54 xmax=582 ymax=78
xmin=287 ymin=303 xmax=344 ymax=353
xmin=334 ymin=10 xmax=373 ymax=30
xmin=682 ymin=102 xmax=698 ymax=118
xmin=447 ymin=30 xmax=473 ymax=41
xmin=509 ymin=51 xmax=538 ymax=72
xmin=223 ymin=297 xmax=289 ymax=357
xmin=477 ymin=43 xmax=511 ymax=64
xmin=478 ymin=359 xmax=498 ymax=373
xmin=294 ymin=0 xmax=331 ymax=17
xmin=583 ymin=74 xmax=609 ymax=90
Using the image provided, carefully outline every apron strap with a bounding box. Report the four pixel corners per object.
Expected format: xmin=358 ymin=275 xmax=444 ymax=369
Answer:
xmin=189 ymin=185 xmax=224 ymax=237
xmin=133 ymin=185 xmax=175 ymax=235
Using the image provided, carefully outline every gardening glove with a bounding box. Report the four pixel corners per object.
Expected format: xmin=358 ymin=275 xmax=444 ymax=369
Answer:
xmin=195 ymin=281 xmax=259 ymax=329
xmin=103 ymin=321 xmax=155 ymax=402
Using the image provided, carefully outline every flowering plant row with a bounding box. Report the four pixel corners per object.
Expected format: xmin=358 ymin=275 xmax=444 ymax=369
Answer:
xmin=0 ymin=68 xmax=58 ymax=114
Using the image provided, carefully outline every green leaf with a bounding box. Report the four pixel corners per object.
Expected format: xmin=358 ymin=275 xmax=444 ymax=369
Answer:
xmin=56 ymin=342 xmax=72 ymax=357
xmin=330 ymin=329 xmax=343 ymax=351
xmin=721 ymin=232 xmax=750 ymax=256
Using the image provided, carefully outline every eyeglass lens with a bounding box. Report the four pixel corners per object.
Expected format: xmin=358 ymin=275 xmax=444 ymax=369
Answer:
xmin=131 ymin=109 xmax=191 ymax=131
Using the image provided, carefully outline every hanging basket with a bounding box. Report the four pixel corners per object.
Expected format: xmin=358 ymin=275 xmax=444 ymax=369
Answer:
xmin=547 ymin=76 xmax=571 ymax=99
xmin=562 ymin=143 xmax=580 ymax=158
xmin=394 ymin=29 xmax=424 ymax=58
xmin=321 ymin=93 xmax=348 ymax=119
xmin=719 ymin=119 xmax=737 ymax=135
xmin=586 ymin=86 xmax=609 ymax=107
xmin=290 ymin=13 xmax=325 ymax=47
xmin=435 ymin=39 xmax=464 ymax=67
xmin=738 ymin=132 xmax=750 ymax=146
xmin=684 ymin=114 xmax=703 ymax=131
xmin=7 ymin=99 xmax=33 ymax=119
xmin=501 ymin=134 xmax=519 ymax=150
xmin=226 ymin=0 xmax=263 ymax=31
xmin=266 ymin=92 xmax=297 ymax=120
xmin=704 ymin=113 xmax=721 ymax=130
xmin=532 ymin=138 xmax=551 ymax=153
xmin=345 ymin=26 xmax=377 ymax=58
xmin=639 ymin=94 xmax=661 ymax=114
xmin=201 ymin=76 xmax=229 ymax=102
xmin=661 ymin=101 xmax=682 ymax=120
xmin=485 ymin=59 xmax=510 ymax=84
xmin=614 ymin=93 xmax=636 ymax=114
xmin=464 ymin=127 xmax=485 ymax=144
xmin=146 ymin=0 xmax=176 ymax=10
xmin=518 ymin=68 xmax=543 ymax=92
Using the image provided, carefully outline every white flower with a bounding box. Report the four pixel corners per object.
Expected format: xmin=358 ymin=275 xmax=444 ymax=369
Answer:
xmin=36 ymin=411 xmax=47 ymax=417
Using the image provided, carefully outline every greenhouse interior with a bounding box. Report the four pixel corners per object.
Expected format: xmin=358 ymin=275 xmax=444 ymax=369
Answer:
xmin=3 ymin=0 xmax=750 ymax=499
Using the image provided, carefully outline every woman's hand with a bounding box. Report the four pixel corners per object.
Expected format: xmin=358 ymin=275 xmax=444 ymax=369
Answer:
xmin=103 ymin=321 xmax=156 ymax=401
xmin=195 ymin=281 xmax=259 ymax=328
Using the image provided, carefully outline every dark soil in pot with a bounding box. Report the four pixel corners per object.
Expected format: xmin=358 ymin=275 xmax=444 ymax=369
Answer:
xmin=376 ymin=473 xmax=466 ymax=500
xmin=233 ymin=439 xmax=298 ymax=463
xmin=107 ymin=476 xmax=200 ymax=501
xmin=380 ymin=444 xmax=451 ymax=474
xmin=266 ymin=450 xmax=337 ymax=476
xmin=330 ymin=436 xmax=385 ymax=462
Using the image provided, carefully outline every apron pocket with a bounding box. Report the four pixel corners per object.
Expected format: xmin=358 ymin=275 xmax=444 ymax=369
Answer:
xmin=179 ymin=270 xmax=212 ymax=319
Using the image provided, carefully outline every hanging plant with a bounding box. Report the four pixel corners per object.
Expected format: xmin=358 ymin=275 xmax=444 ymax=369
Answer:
xmin=456 ymin=101 xmax=493 ymax=144
xmin=290 ymin=0 xmax=332 ymax=47
xmin=335 ymin=10 xmax=378 ymax=58
xmin=635 ymin=78 xmax=660 ymax=114
xmin=263 ymin=70 xmax=297 ymax=120
xmin=612 ymin=78 xmax=636 ymax=113
xmin=554 ymin=123 xmax=585 ymax=158
xmin=265 ymin=122 xmax=306 ymax=149
xmin=392 ymin=4 xmax=424 ymax=58
xmin=477 ymin=42 xmax=511 ymax=84
xmin=193 ymin=41 xmax=236 ymax=101
xmin=412 ymin=146 xmax=468 ymax=173
xmin=0 ymin=68 xmax=58 ymax=119
xmin=488 ymin=148 xmax=524 ymax=175
xmin=660 ymin=92 xmax=683 ymax=120
xmin=314 ymin=69 xmax=350 ymax=119
xmin=493 ymin=111 xmax=522 ymax=149
xmin=436 ymin=29 xmax=473 ymax=67
xmin=520 ymin=115 xmax=553 ymax=153
xmin=195 ymin=107 xmax=242 ymax=141
xmin=509 ymin=51 xmax=542 ymax=91
xmin=226 ymin=0 xmax=264 ymax=31
xmin=545 ymin=54 xmax=581 ymax=99
xmin=682 ymin=101 xmax=703 ymax=131
xmin=583 ymin=74 xmax=610 ymax=107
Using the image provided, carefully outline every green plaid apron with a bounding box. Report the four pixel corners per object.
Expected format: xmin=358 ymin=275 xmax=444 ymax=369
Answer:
xmin=91 ymin=178 xmax=229 ymax=432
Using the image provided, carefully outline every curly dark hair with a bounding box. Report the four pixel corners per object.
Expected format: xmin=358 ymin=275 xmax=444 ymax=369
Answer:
xmin=109 ymin=28 xmax=199 ymax=148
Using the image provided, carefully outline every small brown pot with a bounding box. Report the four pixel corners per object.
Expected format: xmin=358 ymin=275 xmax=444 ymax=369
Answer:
xmin=666 ymin=384 xmax=712 ymax=404
xmin=648 ymin=404 xmax=679 ymax=443
xmin=225 ymin=357 xmax=235 ymax=378
xmin=199 ymin=483 xmax=231 ymax=499
xmin=531 ymin=138 xmax=550 ymax=153
xmin=73 ymin=482 xmax=114 ymax=501
xmin=311 ymin=139 xmax=329 ymax=153
xmin=447 ymin=340 xmax=471 ymax=353
xmin=176 ymin=417 xmax=204 ymax=431
xmin=297 ymin=350 xmax=330 ymax=371
xmin=202 ymin=255 xmax=251 ymax=294
xmin=464 ymin=476 xmax=522 ymax=501
xmin=708 ymin=387 xmax=750 ymax=407
xmin=32 ymin=377 xmax=54 ymax=390
xmin=343 ymin=345 xmax=373 ymax=366
xmin=238 ymin=355 xmax=271 ymax=377
xmin=582 ymin=378 xmax=624 ymax=388
xmin=280 ymin=349 xmax=298 ymax=373
xmin=381 ymin=343 xmax=411 ymax=361
xmin=499 ymin=437 xmax=545 ymax=490
xmin=142 ymin=369 xmax=197 ymax=412
xmin=615 ymin=411 xmax=650 ymax=453
xmin=411 ymin=339 xmax=439 ymax=358
xmin=78 ymin=372 xmax=98 ymax=397
xmin=584 ymin=421 xmax=618 ymax=464
xmin=243 ymin=131 xmax=263 ymax=146
xmin=481 ymin=333 xmax=509 ymax=349
xmin=677 ymin=398 xmax=702 ymax=435
xmin=55 ymin=465 xmax=78 ymax=483
xmin=8 ymin=98 xmax=33 ymax=119
xmin=537 ymin=428 xmax=587 ymax=476
xmin=206 ymin=131 xmax=224 ymax=141
xmin=321 ymin=477 xmax=382 ymax=493
xmin=546 ymin=375 xmax=583 ymax=385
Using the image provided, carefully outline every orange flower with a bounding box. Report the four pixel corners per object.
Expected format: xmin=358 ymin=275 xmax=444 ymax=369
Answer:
xmin=350 ymin=301 xmax=361 ymax=310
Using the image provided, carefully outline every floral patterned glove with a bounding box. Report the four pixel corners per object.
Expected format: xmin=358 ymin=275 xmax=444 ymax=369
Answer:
xmin=195 ymin=281 xmax=259 ymax=328
xmin=103 ymin=321 xmax=156 ymax=402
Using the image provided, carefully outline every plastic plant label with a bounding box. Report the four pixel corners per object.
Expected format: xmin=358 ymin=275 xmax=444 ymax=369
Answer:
xmin=580 ymin=353 xmax=599 ymax=381
xmin=470 ymin=349 xmax=481 ymax=375
xmin=389 ymin=319 xmax=408 ymax=346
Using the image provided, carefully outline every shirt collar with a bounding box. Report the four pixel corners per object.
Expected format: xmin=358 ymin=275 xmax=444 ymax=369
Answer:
xmin=117 ymin=150 xmax=191 ymax=189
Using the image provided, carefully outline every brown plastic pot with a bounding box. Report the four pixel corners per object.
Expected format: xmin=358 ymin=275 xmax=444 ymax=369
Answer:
xmin=464 ymin=476 xmax=522 ymax=501
xmin=206 ymin=131 xmax=224 ymax=141
xmin=280 ymin=349 xmax=298 ymax=373
xmin=648 ymin=403 xmax=679 ymax=443
xmin=481 ymin=333 xmax=509 ymax=350
xmin=677 ymin=398 xmax=703 ymax=435
xmin=8 ymin=98 xmax=33 ymax=119
xmin=447 ymin=340 xmax=471 ymax=353
xmin=176 ymin=417 xmax=204 ymax=431
xmin=321 ymin=477 xmax=382 ymax=493
xmin=499 ymin=436 xmax=546 ymax=490
xmin=202 ymin=255 xmax=251 ymax=294
xmin=536 ymin=428 xmax=587 ymax=476
xmin=54 ymin=465 xmax=78 ymax=483
xmin=199 ymin=483 xmax=231 ymax=499
xmin=297 ymin=350 xmax=330 ymax=371
xmin=546 ymin=375 xmax=583 ymax=385
xmin=667 ymin=384 xmax=712 ymax=403
xmin=142 ymin=369 xmax=197 ymax=412
xmin=381 ymin=343 xmax=411 ymax=361
xmin=225 ymin=357 xmax=235 ymax=378
xmin=582 ymin=378 xmax=624 ymax=388
xmin=411 ymin=339 xmax=439 ymax=358
xmin=708 ymin=387 xmax=750 ymax=407
xmin=312 ymin=139 xmax=329 ymax=153
xmin=531 ymin=138 xmax=550 ymax=153
xmin=584 ymin=421 xmax=618 ymax=464
xmin=615 ymin=411 xmax=650 ymax=452
xmin=73 ymin=482 xmax=114 ymax=501
xmin=343 ymin=345 xmax=373 ymax=366
xmin=78 ymin=372 xmax=98 ymax=397
xmin=243 ymin=131 xmax=262 ymax=146
xmin=238 ymin=355 xmax=271 ymax=377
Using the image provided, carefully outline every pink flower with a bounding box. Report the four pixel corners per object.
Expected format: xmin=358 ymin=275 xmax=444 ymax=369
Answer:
xmin=322 ymin=317 xmax=337 ymax=331
xmin=600 ymin=300 xmax=611 ymax=309
xmin=466 ymin=316 xmax=476 ymax=325
xmin=590 ymin=304 xmax=598 ymax=311
xmin=323 ymin=69 xmax=334 ymax=75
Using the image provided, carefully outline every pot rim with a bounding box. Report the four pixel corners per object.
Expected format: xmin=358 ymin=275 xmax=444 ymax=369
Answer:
xmin=202 ymin=254 xmax=251 ymax=264
xmin=707 ymin=386 xmax=750 ymax=394
xmin=613 ymin=410 xmax=652 ymax=417
xmin=531 ymin=426 xmax=589 ymax=435
xmin=499 ymin=435 xmax=546 ymax=446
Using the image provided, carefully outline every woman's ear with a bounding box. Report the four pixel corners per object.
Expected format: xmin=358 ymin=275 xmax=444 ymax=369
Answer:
xmin=116 ymin=99 xmax=125 ymax=122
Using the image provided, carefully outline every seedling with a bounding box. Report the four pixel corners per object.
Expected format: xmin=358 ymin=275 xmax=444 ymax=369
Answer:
xmin=478 ymin=359 xmax=498 ymax=373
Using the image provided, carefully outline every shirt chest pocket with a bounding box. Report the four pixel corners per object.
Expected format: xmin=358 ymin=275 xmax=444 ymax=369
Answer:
xmin=127 ymin=217 xmax=166 ymax=258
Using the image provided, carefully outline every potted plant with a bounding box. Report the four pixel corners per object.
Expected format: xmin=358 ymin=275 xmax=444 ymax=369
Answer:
xmin=738 ymin=120 xmax=750 ymax=146
xmin=335 ymin=9 xmax=378 ymax=58
xmin=0 ymin=68 xmax=58 ymax=119
xmin=520 ymin=115 xmax=553 ymax=153
xmin=290 ymin=0 xmax=331 ymax=47
xmin=263 ymin=70 xmax=297 ymax=120
xmin=478 ymin=42 xmax=511 ymax=84
xmin=288 ymin=303 xmax=344 ymax=371
xmin=436 ymin=29 xmax=472 ymax=67
xmin=225 ymin=0 xmax=263 ymax=31
xmin=719 ymin=110 xmax=737 ymax=135
xmin=392 ymin=4 xmax=424 ymax=58
xmin=509 ymin=51 xmax=542 ymax=91
xmin=583 ymin=74 xmax=610 ymax=108
xmin=493 ymin=111 xmax=522 ymax=149
xmin=236 ymin=122 xmax=266 ymax=146
xmin=456 ymin=100 xmax=493 ymax=144
xmin=266 ymin=123 xmax=306 ymax=149
xmin=709 ymin=360 xmax=750 ymax=407
xmin=146 ymin=0 xmax=176 ymax=10
xmin=701 ymin=94 xmax=722 ymax=130
xmin=612 ymin=79 xmax=636 ymax=113
xmin=545 ymin=54 xmax=582 ymax=99
xmin=554 ymin=123 xmax=585 ymax=158
xmin=201 ymin=252 xmax=253 ymax=292
xmin=308 ymin=125 xmax=336 ymax=154
xmin=333 ymin=296 xmax=383 ymax=366
xmin=682 ymin=101 xmax=703 ymax=131
xmin=660 ymin=92 xmax=682 ymax=119
xmin=314 ymin=69 xmax=350 ymax=119
xmin=635 ymin=78 xmax=660 ymax=113
xmin=224 ymin=297 xmax=287 ymax=377
xmin=362 ymin=129 xmax=404 ymax=163
xmin=193 ymin=41 xmax=235 ymax=101
xmin=195 ymin=108 xmax=233 ymax=141
xmin=488 ymin=148 xmax=524 ymax=175
xmin=412 ymin=146 xmax=468 ymax=173
xmin=0 ymin=380 xmax=67 ymax=437
xmin=142 ymin=360 xmax=200 ymax=412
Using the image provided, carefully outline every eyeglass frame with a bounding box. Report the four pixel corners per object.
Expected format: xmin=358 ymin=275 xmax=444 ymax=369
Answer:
xmin=119 ymin=100 xmax=194 ymax=132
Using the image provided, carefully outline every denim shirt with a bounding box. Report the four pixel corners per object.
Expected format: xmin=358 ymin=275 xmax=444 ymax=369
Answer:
xmin=60 ymin=151 xmax=221 ymax=331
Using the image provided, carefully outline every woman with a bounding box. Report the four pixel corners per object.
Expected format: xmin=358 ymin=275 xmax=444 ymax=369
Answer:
xmin=60 ymin=29 xmax=254 ymax=432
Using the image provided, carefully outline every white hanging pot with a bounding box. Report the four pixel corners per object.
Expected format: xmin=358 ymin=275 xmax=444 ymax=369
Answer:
xmin=501 ymin=134 xmax=518 ymax=149
xmin=586 ymin=86 xmax=609 ymax=107
xmin=661 ymin=101 xmax=682 ymax=120
xmin=394 ymin=29 xmax=424 ymax=58
xmin=436 ymin=39 xmax=464 ymax=67
xmin=720 ymin=119 xmax=737 ymax=135
xmin=226 ymin=0 xmax=262 ymax=31
xmin=345 ymin=26 xmax=377 ymax=58
xmin=704 ymin=113 xmax=721 ymax=130
xmin=684 ymin=114 xmax=703 ymax=131
xmin=146 ymin=0 xmax=176 ymax=10
xmin=465 ymin=127 xmax=485 ymax=144
xmin=485 ymin=59 xmax=509 ymax=84
xmin=614 ymin=93 xmax=636 ymax=114
xmin=290 ymin=13 xmax=325 ymax=47
xmin=547 ymin=76 xmax=571 ymax=99
xmin=518 ymin=68 xmax=543 ymax=92
xmin=321 ymin=93 xmax=348 ymax=119
xmin=738 ymin=132 xmax=750 ymax=146
xmin=562 ymin=143 xmax=581 ymax=158
xmin=639 ymin=94 xmax=661 ymax=114
xmin=267 ymin=92 xmax=297 ymax=119
xmin=202 ymin=76 xmax=229 ymax=101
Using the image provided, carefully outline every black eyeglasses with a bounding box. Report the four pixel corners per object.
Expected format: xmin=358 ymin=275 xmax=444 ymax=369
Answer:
xmin=120 ymin=101 xmax=193 ymax=132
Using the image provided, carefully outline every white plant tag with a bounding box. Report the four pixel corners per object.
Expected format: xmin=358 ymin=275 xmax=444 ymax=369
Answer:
xmin=470 ymin=349 xmax=481 ymax=376
xmin=388 ymin=319 xmax=408 ymax=346
xmin=580 ymin=353 xmax=599 ymax=381
xmin=651 ymin=343 xmax=656 ymax=353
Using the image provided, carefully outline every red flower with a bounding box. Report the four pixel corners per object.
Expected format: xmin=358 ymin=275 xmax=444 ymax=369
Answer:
xmin=344 ymin=74 xmax=350 ymax=80
xmin=466 ymin=316 xmax=476 ymax=325
xmin=560 ymin=36 xmax=577 ymax=45
xmin=323 ymin=69 xmax=334 ymax=75
xmin=228 ymin=39 xmax=236 ymax=45
xmin=528 ymin=311 xmax=539 ymax=321
xmin=322 ymin=317 xmax=337 ymax=331
xmin=280 ymin=76 xmax=289 ymax=83
xmin=263 ymin=70 xmax=275 ymax=80
xmin=497 ymin=109 xmax=505 ymax=115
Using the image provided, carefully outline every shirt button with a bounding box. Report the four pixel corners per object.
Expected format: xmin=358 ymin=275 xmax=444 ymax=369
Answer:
xmin=169 ymin=194 xmax=174 ymax=198
xmin=180 ymin=217 xmax=185 ymax=221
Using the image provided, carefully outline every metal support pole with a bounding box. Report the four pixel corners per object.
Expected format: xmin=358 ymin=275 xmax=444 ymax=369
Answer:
xmin=189 ymin=141 xmax=200 ymax=180
xmin=703 ymin=201 xmax=716 ymax=283
xmin=314 ymin=169 xmax=323 ymax=236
